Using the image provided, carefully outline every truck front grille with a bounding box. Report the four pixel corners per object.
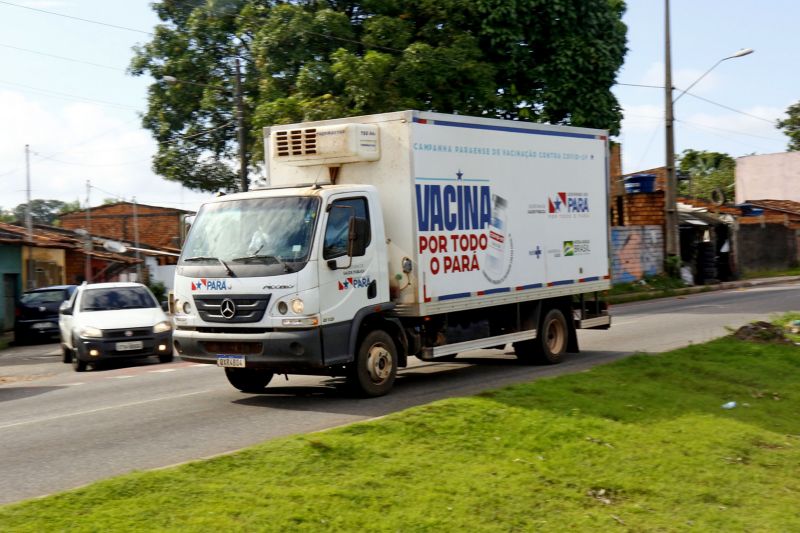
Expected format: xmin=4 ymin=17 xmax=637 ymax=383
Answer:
xmin=192 ymin=295 xmax=270 ymax=324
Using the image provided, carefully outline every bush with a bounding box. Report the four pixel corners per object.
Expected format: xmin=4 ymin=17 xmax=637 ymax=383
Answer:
xmin=148 ymin=281 xmax=167 ymax=303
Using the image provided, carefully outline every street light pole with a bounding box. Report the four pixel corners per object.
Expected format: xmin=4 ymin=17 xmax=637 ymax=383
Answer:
xmin=163 ymin=60 xmax=249 ymax=193
xmin=664 ymin=0 xmax=678 ymax=259
xmin=234 ymin=57 xmax=249 ymax=193
xmin=663 ymin=0 xmax=753 ymax=262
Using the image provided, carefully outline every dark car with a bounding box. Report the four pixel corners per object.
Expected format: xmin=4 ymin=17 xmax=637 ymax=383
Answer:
xmin=15 ymin=285 xmax=77 ymax=344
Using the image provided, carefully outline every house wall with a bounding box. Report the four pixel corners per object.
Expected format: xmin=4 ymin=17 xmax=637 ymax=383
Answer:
xmin=736 ymin=223 xmax=798 ymax=272
xmin=611 ymin=226 xmax=664 ymax=283
xmin=735 ymin=152 xmax=800 ymax=204
xmin=59 ymin=204 xmax=187 ymax=249
xmin=0 ymin=245 xmax=22 ymax=330
xmin=23 ymin=247 xmax=65 ymax=288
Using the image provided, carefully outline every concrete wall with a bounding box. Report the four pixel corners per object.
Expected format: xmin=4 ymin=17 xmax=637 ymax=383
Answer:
xmin=736 ymin=152 xmax=800 ymax=204
xmin=736 ymin=223 xmax=798 ymax=273
xmin=611 ymin=226 xmax=664 ymax=283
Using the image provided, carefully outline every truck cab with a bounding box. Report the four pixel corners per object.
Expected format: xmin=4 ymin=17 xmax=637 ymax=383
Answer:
xmin=173 ymin=184 xmax=399 ymax=396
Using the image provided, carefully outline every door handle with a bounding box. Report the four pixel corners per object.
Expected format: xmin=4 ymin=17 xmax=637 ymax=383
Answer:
xmin=367 ymin=280 xmax=377 ymax=299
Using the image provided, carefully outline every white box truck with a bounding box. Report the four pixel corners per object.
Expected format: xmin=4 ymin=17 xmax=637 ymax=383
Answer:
xmin=172 ymin=110 xmax=611 ymax=396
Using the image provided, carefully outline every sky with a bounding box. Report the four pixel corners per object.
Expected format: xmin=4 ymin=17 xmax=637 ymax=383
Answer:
xmin=0 ymin=0 xmax=796 ymax=215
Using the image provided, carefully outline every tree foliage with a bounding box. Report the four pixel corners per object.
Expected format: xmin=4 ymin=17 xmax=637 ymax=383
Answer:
xmin=131 ymin=0 xmax=627 ymax=192
xmin=12 ymin=199 xmax=80 ymax=225
xmin=677 ymin=149 xmax=735 ymax=203
xmin=777 ymin=101 xmax=800 ymax=152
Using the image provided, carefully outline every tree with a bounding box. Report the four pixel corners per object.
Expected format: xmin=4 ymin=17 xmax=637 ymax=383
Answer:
xmin=131 ymin=0 xmax=627 ymax=192
xmin=777 ymin=101 xmax=800 ymax=151
xmin=13 ymin=199 xmax=79 ymax=225
xmin=677 ymin=149 xmax=735 ymax=203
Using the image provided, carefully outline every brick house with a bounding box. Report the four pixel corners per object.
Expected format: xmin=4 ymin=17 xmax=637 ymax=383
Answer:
xmin=58 ymin=202 xmax=193 ymax=249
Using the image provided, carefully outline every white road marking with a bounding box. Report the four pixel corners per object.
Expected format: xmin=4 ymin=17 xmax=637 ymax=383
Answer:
xmin=65 ymin=382 xmax=85 ymax=386
xmin=149 ymin=369 xmax=177 ymax=373
xmin=0 ymin=389 xmax=217 ymax=430
xmin=110 ymin=375 xmax=135 ymax=379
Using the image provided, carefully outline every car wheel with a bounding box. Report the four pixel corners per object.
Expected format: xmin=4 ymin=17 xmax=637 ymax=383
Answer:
xmin=62 ymin=344 xmax=73 ymax=364
xmin=224 ymin=368 xmax=273 ymax=393
xmin=347 ymin=329 xmax=397 ymax=397
xmin=71 ymin=336 xmax=88 ymax=372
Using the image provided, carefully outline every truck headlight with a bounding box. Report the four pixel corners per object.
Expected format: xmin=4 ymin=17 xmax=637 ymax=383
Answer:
xmin=153 ymin=320 xmax=172 ymax=333
xmin=80 ymin=326 xmax=103 ymax=338
xmin=291 ymin=298 xmax=304 ymax=314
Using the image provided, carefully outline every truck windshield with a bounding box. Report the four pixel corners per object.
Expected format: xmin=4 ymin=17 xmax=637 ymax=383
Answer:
xmin=180 ymin=196 xmax=319 ymax=267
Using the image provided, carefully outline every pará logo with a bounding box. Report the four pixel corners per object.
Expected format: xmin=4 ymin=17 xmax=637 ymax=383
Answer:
xmin=549 ymin=192 xmax=590 ymax=214
xmin=338 ymin=276 xmax=371 ymax=291
xmin=190 ymin=278 xmax=230 ymax=291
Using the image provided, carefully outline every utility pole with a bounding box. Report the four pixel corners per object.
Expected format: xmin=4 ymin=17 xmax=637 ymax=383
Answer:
xmin=664 ymin=0 xmax=680 ymax=261
xmin=24 ymin=145 xmax=34 ymax=289
xmin=234 ymin=57 xmax=249 ymax=193
xmin=84 ymin=180 xmax=92 ymax=283
xmin=132 ymin=197 xmax=142 ymax=281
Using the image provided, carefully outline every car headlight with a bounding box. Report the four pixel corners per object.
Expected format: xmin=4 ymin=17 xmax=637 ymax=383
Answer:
xmin=153 ymin=320 xmax=172 ymax=333
xmin=80 ymin=326 xmax=103 ymax=338
xmin=291 ymin=298 xmax=304 ymax=314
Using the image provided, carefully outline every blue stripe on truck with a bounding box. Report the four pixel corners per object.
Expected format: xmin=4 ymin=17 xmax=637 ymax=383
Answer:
xmin=414 ymin=117 xmax=598 ymax=140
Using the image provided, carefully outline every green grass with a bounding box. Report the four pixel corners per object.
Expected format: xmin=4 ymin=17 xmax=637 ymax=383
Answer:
xmin=741 ymin=267 xmax=800 ymax=280
xmin=3 ymin=337 xmax=800 ymax=531
xmin=609 ymin=274 xmax=687 ymax=296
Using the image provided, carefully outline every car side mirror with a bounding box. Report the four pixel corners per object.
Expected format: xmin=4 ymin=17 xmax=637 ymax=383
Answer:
xmin=160 ymin=300 xmax=169 ymax=312
xmin=59 ymin=301 xmax=72 ymax=315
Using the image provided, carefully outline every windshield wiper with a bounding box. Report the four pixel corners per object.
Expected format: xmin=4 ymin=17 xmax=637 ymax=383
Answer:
xmin=231 ymin=254 xmax=294 ymax=273
xmin=183 ymin=255 xmax=236 ymax=277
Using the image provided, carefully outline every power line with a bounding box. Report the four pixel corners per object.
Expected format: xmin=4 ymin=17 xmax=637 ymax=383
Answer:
xmin=676 ymin=118 xmax=784 ymax=143
xmin=682 ymin=91 xmax=776 ymax=124
xmin=617 ymin=82 xmax=664 ymax=89
xmin=0 ymin=42 xmax=125 ymax=71
xmin=0 ymin=79 xmax=140 ymax=110
xmin=0 ymin=0 xmax=152 ymax=35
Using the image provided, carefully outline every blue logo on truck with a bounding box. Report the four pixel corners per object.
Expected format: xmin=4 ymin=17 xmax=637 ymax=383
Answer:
xmin=415 ymin=171 xmax=491 ymax=232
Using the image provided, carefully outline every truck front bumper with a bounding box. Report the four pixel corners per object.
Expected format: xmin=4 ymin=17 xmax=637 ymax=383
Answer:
xmin=173 ymin=328 xmax=325 ymax=371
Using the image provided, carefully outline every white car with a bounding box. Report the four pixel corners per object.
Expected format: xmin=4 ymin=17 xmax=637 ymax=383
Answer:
xmin=59 ymin=282 xmax=173 ymax=372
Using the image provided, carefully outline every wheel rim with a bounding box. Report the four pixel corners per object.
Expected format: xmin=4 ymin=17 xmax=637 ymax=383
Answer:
xmin=545 ymin=317 xmax=566 ymax=354
xmin=365 ymin=342 xmax=393 ymax=384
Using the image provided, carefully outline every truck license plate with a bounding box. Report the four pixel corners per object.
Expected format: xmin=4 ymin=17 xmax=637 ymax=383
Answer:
xmin=116 ymin=340 xmax=143 ymax=351
xmin=217 ymin=355 xmax=245 ymax=368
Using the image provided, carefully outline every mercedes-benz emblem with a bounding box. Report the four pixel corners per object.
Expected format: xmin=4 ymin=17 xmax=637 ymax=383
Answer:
xmin=220 ymin=298 xmax=236 ymax=320
xmin=124 ymin=330 xmax=133 ymax=337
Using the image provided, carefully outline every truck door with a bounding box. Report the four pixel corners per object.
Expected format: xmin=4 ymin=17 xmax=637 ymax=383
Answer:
xmin=317 ymin=194 xmax=377 ymax=364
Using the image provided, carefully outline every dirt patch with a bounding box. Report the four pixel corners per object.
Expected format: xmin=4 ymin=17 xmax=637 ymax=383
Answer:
xmin=0 ymin=374 xmax=53 ymax=385
xmin=733 ymin=321 xmax=795 ymax=344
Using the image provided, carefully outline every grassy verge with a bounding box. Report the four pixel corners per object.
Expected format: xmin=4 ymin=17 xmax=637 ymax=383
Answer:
xmin=3 ymin=336 xmax=800 ymax=531
xmin=741 ymin=267 xmax=800 ymax=280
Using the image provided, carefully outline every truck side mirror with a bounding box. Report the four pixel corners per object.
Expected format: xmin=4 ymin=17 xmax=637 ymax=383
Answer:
xmin=348 ymin=216 xmax=369 ymax=257
xmin=59 ymin=301 xmax=72 ymax=315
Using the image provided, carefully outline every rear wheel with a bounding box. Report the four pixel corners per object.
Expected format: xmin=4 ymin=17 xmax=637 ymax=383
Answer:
xmin=224 ymin=368 xmax=273 ymax=393
xmin=514 ymin=308 xmax=568 ymax=365
xmin=348 ymin=330 xmax=397 ymax=397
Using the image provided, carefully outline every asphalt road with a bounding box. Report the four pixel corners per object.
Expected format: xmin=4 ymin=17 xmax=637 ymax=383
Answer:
xmin=0 ymin=281 xmax=797 ymax=505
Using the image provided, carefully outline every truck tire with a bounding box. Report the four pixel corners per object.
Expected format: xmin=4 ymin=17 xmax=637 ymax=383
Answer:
xmin=349 ymin=330 xmax=397 ymax=397
xmin=514 ymin=308 xmax=568 ymax=365
xmin=224 ymin=368 xmax=273 ymax=393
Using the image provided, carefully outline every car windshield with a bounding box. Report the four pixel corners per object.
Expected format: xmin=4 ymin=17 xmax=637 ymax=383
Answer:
xmin=180 ymin=196 xmax=319 ymax=265
xmin=20 ymin=289 xmax=66 ymax=305
xmin=80 ymin=287 xmax=157 ymax=311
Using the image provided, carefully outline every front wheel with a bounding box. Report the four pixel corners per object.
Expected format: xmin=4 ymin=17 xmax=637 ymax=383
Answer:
xmin=348 ymin=330 xmax=397 ymax=397
xmin=224 ymin=368 xmax=273 ymax=393
xmin=62 ymin=343 xmax=73 ymax=364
